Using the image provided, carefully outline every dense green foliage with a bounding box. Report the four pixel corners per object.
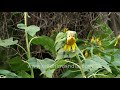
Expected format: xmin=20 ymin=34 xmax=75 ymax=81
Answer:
xmin=0 ymin=12 xmax=120 ymax=78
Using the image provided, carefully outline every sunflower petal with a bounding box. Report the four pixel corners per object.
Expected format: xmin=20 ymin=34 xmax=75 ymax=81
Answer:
xmin=64 ymin=44 xmax=67 ymax=51
xmin=68 ymin=45 xmax=71 ymax=51
xmin=72 ymin=43 xmax=76 ymax=51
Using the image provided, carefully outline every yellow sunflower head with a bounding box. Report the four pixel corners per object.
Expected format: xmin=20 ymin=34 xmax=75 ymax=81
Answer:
xmin=63 ymin=31 xmax=77 ymax=52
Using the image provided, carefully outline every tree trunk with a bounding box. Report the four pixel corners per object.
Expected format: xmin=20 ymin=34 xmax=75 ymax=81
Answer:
xmin=104 ymin=12 xmax=120 ymax=36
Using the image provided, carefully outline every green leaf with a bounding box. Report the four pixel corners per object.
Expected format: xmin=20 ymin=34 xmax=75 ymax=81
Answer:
xmin=17 ymin=71 xmax=31 ymax=78
xmin=108 ymin=38 xmax=116 ymax=46
xmin=55 ymin=32 xmax=66 ymax=44
xmin=17 ymin=23 xmax=25 ymax=29
xmin=8 ymin=56 xmax=30 ymax=71
xmin=0 ymin=37 xmax=18 ymax=47
xmin=31 ymin=35 xmax=55 ymax=55
xmin=55 ymin=40 xmax=64 ymax=52
xmin=55 ymin=32 xmax=66 ymax=52
xmin=112 ymin=61 xmax=120 ymax=66
xmin=92 ymin=55 xmax=112 ymax=73
xmin=28 ymin=57 xmax=68 ymax=78
xmin=28 ymin=57 xmax=55 ymax=72
xmin=26 ymin=25 xmax=40 ymax=36
xmin=74 ymin=74 xmax=83 ymax=78
xmin=0 ymin=70 xmax=21 ymax=78
xmin=56 ymin=48 xmax=80 ymax=60
xmin=103 ymin=55 xmax=111 ymax=63
xmin=111 ymin=49 xmax=120 ymax=66
xmin=55 ymin=48 xmax=64 ymax=60
xmin=61 ymin=70 xmax=72 ymax=77
xmin=28 ymin=57 xmax=55 ymax=78
xmin=83 ymin=55 xmax=112 ymax=73
xmin=115 ymin=75 xmax=120 ymax=78
xmin=103 ymin=49 xmax=118 ymax=54
xmin=61 ymin=70 xmax=81 ymax=78
xmin=83 ymin=59 xmax=102 ymax=73
xmin=43 ymin=69 xmax=55 ymax=78
xmin=48 ymin=59 xmax=67 ymax=69
xmin=45 ymin=59 xmax=68 ymax=78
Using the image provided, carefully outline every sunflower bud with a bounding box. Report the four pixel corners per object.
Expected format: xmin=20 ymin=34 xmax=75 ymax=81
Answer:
xmin=114 ymin=34 xmax=120 ymax=46
xmin=91 ymin=36 xmax=95 ymax=43
xmin=117 ymin=34 xmax=120 ymax=43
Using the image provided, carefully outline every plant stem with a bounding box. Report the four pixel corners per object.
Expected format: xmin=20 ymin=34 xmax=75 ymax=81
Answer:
xmin=24 ymin=12 xmax=34 ymax=78
xmin=79 ymin=49 xmax=86 ymax=60
xmin=16 ymin=44 xmax=27 ymax=55
xmin=28 ymin=36 xmax=38 ymax=47
xmin=76 ymin=54 xmax=86 ymax=78
xmin=24 ymin=12 xmax=31 ymax=58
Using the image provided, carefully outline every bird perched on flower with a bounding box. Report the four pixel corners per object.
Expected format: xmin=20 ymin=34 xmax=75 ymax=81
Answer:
xmin=63 ymin=31 xmax=78 ymax=52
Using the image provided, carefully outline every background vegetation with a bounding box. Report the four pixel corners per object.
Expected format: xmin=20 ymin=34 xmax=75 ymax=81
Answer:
xmin=0 ymin=12 xmax=120 ymax=78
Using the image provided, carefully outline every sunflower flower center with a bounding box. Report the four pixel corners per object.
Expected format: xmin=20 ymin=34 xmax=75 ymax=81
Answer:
xmin=67 ymin=37 xmax=76 ymax=45
xmin=64 ymin=37 xmax=77 ymax=52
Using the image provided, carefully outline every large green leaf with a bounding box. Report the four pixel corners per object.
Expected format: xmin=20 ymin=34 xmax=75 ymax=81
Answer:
xmin=0 ymin=70 xmax=21 ymax=78
xmin=55 ymin=32 xmax=66 ymax=44
xmin=31 ymin=35 xmax=55 ymax=55
xmin=8 ymin=56 xmax=30 ymax=71
xmin=28 ymin=57 xmax=55 ymax=72
xmin=0 ymin=37 xmax=18 ymax=47
xmin=83 ymin=55 xmax=111 ymax=73
xmin=28 ymin=57 xmax=68 ymax=78
xmin=112 ymin=61 xmax=120 ymax=67
xmin=45 ymin=59 xmax=68 ymax=78
xmin=92 ymin=55 xmax=112 ymax=73
xmin=83 ymin=59 xmax=102 ymax=73
xmin=17 ymin=71 xmax=31 ymax=78
xmin=103 ymin=49 xmax=118 ymax=54
xmin=103 ymin=55 xmax=111 ymax=63
xmin=28 ymin=57 xmax=56 ymax=78
xmin=17 ymin=24 xmax=40 ymax=36
xmin=26 ymin=25 xmax=40 ymax=36
xmin=111 ymin=49 xmax=120 ymax=66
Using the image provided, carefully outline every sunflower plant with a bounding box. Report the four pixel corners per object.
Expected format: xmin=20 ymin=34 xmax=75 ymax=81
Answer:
xmin=55 ymin=30 xmax=80 ymax=59
xmin=54 ymin=29 xmax=87 ymax=78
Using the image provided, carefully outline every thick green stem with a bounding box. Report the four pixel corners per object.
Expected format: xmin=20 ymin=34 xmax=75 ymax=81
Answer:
xmin=24 ymin=12 xmax=31 ymax=58
xmin=76 ymin=54 xmax=86 ymax=78
xmin=24 ymin=12 xmax=34 ymax=78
